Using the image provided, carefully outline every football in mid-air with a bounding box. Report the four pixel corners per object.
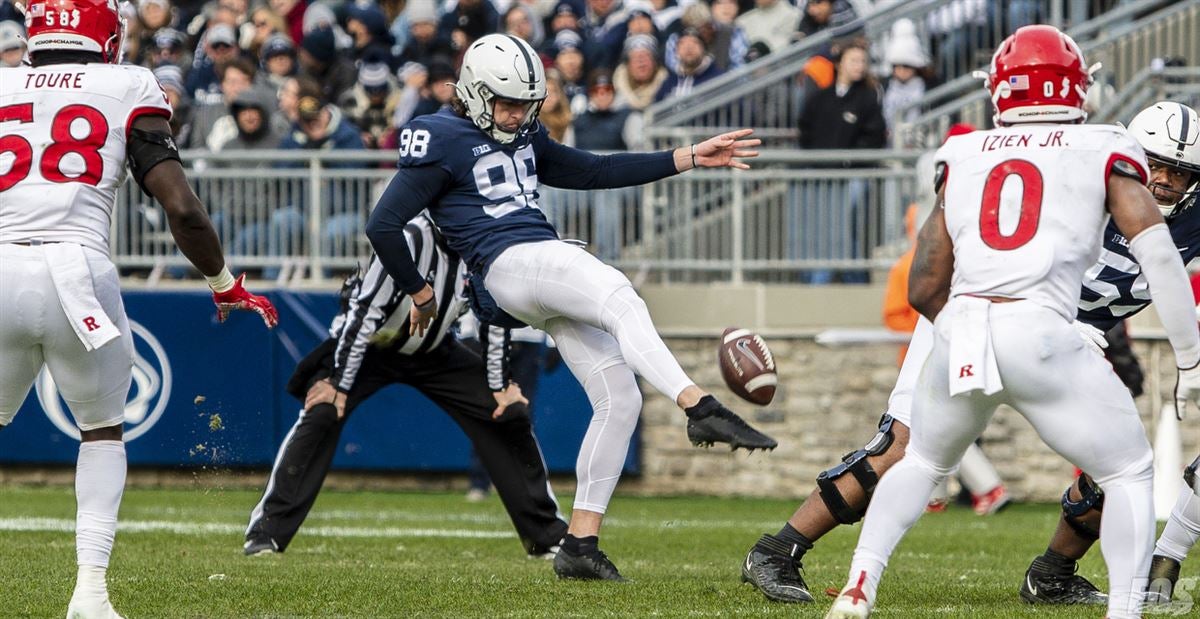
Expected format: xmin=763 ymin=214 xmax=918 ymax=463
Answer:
xmin=718 ymin=328 xmax=777 ymax=405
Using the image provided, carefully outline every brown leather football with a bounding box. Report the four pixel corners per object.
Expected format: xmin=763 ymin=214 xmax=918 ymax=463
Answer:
xmin=718 ymin=327 xmax=777 ymax=405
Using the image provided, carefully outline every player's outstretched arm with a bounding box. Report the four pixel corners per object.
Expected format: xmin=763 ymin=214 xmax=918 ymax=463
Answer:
xmin=908 ymin=193 xmax=954 ymax=320
xmin=131 ymin=115 xmax=278 ymax=328
xmin=1109 ymin=173 xmax=1200 ymax=415
xmin=674 ymin=129 xmax=762 ymax=171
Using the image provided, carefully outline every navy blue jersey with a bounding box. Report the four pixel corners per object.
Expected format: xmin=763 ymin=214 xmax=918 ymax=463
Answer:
xmin=1077 ymin=198 xmax=1200 ymax=331
xmin=397 ymin=109 xmax=560 ymax=273
xmin=369 ymin=107 xmax=676 ymax=293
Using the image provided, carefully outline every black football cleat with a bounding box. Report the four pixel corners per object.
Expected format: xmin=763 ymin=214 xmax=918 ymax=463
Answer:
xmin=553 ymin=547 xmax=626 ymax=582
xmin=1146 ymin=554 xmax=1182 ymax=605
xmin=741 ymin=534 xmax=813 ymax=603
xmin=1019 ymin=556 xmax=1106 ymax=605
xmin=686 ymin=399 xmax=777 ymax=451
xmin=243 ymin=537 xmax=280 ymax=556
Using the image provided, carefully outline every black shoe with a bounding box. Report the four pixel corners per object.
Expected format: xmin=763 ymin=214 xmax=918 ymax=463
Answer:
xmin=553 ymin=546 xmax=626 ymax=581
xmin=741 ymin=534 xmax=813 ymax=603
xmin=243 ymin=537 xmax=280 ymax=556
xmin=1146 ymin=554 xmax=1182 ymax=605
xmin=686 ymin=400 xmax=777 ymax=451
xmin=1019 ymin=557 xmax=1106 ymax=605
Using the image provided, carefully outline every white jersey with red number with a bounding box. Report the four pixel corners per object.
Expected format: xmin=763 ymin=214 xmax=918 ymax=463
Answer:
xmin=935 ymin=123 xmax=1150 ymax=322
xmin=0 ymin=63 xmax=171 ymax=254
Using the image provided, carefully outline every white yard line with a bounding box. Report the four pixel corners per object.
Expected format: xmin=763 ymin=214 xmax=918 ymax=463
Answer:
xmin=0 ymin=517 xmax=514 ymax=539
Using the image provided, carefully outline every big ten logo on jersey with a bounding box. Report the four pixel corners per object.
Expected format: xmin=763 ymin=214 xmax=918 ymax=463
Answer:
xmin=473 ymin=144 xmax=538 ymax=218
xmin=35 ymin=320 xmax=173 ymax=442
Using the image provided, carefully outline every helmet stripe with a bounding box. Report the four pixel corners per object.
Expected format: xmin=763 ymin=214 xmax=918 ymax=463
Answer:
xmin=1178 ymin=102 xmax=1191 ymax=148
xmin=504 ymin=34 xmax=536 ymax=95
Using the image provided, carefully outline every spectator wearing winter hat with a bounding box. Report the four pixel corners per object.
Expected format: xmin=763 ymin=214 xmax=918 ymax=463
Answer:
xmin=574 ymin=68 xmax=641 ymax=151
xmin=260 ymin=34 xmax=297 ymax=89
xmin=0 ymin=20 xmax=26 ymax=68
xmin=624 ymin=8 xmax=657 ymax=40
xmin=438 ymin=0 xmax=500 ymax=54
xmin=546 ymin=1 xmax=582 ymax=44
xmin=796 ymin=0 xmax=857 ymax=40
xmin=880 ymin=20 xmax=933 ymax=138
xmin=655 ymin=27 xmax=723 ymax=102
xmin=552 ymin=32 xmax=589 ymax=115
xmin=153 ymin=64 xmax=193 ymax=142
xmin=344 ymin=62 xmax=402 ymax=149
xmin=613 ymin=34 xmax=666 ymax=111
xmin=664 ymin=3 xmax=745 ymax=73
xmin=299 ymin=27 xmax=357 ymax=107
xmin=735 ymin=0 xmax=798 ymax=59
xmin=185 ymin=23 xmax=244 ymax=100
xmin=147 ymin=28 xmax=190 ymax=69
xmin=346 ymin=4 xmax=396 ymax=66
xmin=398 ymin=0 xmax=454 ymax=68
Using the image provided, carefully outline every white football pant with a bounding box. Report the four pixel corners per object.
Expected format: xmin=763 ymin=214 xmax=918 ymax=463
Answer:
xmin=486 ymin=240 xmax=693 ymax=513
xmin=0 ymin=243 xmax=132 ymax=429
xmin=847 ymin=300 xmax=1154 ymax=619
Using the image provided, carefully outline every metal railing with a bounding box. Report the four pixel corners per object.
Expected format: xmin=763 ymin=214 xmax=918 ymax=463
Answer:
xmin=1091 ymin=65 xmax=1200 ymax=124
xmin=644 ymin=0 xmax=1166 ymax=147
xmin=113 ymin=149 xmax=924 ymax=284
xmin=892 ymin=0 xmax=1198 ymax=148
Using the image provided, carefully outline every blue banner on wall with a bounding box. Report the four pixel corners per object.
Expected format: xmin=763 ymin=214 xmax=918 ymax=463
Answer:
xmin=0 ymin=290 xmax=638 ymax=474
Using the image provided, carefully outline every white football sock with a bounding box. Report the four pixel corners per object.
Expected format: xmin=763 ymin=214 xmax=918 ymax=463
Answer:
xmin=1155 ymin=480 xmax=1200 ymax=563
xmin=76 ymin=440 xmax=126 ymax=570
xmin=846 ymin=451 xmax=950 ymax=605
xmin=1095 ymin=471 xmax=1155 ymax=619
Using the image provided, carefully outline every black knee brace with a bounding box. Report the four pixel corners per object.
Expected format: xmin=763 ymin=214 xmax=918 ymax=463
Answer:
xmin=1061 ymin=473 xmax=1105 ymax=541
xmin=816 ymin=414 xmax=896 ymax=525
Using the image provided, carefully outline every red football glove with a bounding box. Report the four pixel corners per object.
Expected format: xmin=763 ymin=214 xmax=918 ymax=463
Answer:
xmin=212 ymin=273 xmax=278 ymax=328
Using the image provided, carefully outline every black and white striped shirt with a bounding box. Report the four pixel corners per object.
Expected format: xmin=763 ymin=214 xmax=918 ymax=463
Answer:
xmin=328 ymin=215 xmax=472 ymax=392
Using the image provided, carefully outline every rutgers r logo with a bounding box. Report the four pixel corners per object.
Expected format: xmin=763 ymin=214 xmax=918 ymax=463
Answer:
xmin=83 ymin=316 xmax=100 ymax=331
xmin=959 ymin=365 xmax=974 ymax=378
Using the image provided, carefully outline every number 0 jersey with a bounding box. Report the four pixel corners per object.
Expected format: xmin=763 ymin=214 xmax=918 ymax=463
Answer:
xmin=936 ymin=123 xmax=1149 ymax=322
xmin=0 ymin=63 xmax=172 ymax=254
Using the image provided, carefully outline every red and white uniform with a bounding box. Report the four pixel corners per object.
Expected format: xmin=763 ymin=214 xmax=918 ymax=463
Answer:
xmin=0 ymin=62 xmax=168 ymax=431
xmin=0 ymin=63 xmax=170 ymax=253
xmin=938 ymin=124 xmax=1148 ymax=321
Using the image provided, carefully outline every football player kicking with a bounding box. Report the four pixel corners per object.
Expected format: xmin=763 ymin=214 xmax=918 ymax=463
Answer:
xmin=741 ymin=95 xmax=1200 ymax=606
xmin=365 ymin=34 xmax=777 ymax=581
xmin=824 ymin=26 xmax=1200 ymax=619
xmin=0 ymin=1 xmax=276 ymax=618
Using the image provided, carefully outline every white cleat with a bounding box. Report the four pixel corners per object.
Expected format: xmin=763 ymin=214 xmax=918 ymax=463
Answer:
xmin=824 ymin=579 xmax=873 ymax=619
xmin=66 ymin=596 xmax=125 ymax=619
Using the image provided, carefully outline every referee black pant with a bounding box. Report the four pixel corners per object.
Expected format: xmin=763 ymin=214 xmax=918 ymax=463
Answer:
xmin=245 ymin=338 xmax=568 ymax=554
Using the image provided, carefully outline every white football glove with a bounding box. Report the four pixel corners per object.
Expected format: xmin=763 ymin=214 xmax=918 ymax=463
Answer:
xmin=1175 ymin=363 xmax=1200 ymax=420
xmin=1073 ymin=320 xmax=1108 ymax=356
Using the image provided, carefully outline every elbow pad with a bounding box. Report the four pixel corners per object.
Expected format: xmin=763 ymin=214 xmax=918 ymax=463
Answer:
xmin=1128 ymin=223 xmax=1200 ymax=367
xmin=126 ymin=128 xmax=182 ymax=194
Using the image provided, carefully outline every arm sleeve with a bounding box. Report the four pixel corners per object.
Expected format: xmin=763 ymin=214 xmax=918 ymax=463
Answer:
xmin=536 ymin=133 xmax=678 ymax=190
xmin=481 ymin=323 xmax=512 ymax=391
xmin=365 ymin=165 xmax=450 ymax=294
xmin=329 ymin=258 xmax=400 ymax=392
xmin=1128 ymin=223 xmax=1200 ymax=368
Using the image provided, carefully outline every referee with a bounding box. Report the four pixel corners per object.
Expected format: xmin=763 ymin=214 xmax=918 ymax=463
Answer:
xmin=244 ymin=215 xmax=568 ymax=557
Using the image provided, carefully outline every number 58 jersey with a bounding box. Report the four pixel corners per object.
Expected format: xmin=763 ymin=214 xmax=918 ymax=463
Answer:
xmin=0 ymin=63 xmax=172 ymax=254
xmin=936 ymin=123 xmax=1150 ymax=322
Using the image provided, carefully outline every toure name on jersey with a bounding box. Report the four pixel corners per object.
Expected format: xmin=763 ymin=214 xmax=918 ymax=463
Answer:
xmin=980 ymin=130 xmax=1066 ymax=152
xmin=24 ymin=72 xmax=85 ymax=89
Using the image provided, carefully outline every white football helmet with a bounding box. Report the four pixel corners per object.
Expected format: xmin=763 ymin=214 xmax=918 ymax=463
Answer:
xmin=1127 ymin=101 xmax=1200 ymax=216
xmin=455 ymin=34 xmax=546 ymax=144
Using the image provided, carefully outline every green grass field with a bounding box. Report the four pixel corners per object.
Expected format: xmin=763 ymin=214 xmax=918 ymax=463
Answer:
xmin=0 ymin=486 xmax=1163 ymax=617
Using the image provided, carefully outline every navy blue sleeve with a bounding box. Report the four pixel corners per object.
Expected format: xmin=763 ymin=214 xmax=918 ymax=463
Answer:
xmin=535 ymin=134 xmax=678 ymax=190
xmin=365 ymin=166 xmax=451 ymax=294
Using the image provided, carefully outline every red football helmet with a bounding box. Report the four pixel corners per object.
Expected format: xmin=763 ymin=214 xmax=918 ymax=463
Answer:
xmin=23 ymin=0 xmax=126 ymax=63
xmin=985 ymin=25 xmax=1092 ymax=126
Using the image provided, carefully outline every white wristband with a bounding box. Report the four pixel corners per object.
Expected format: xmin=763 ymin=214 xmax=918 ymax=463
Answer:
xmin=206 ymin=267 xmax=236 ymax=293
